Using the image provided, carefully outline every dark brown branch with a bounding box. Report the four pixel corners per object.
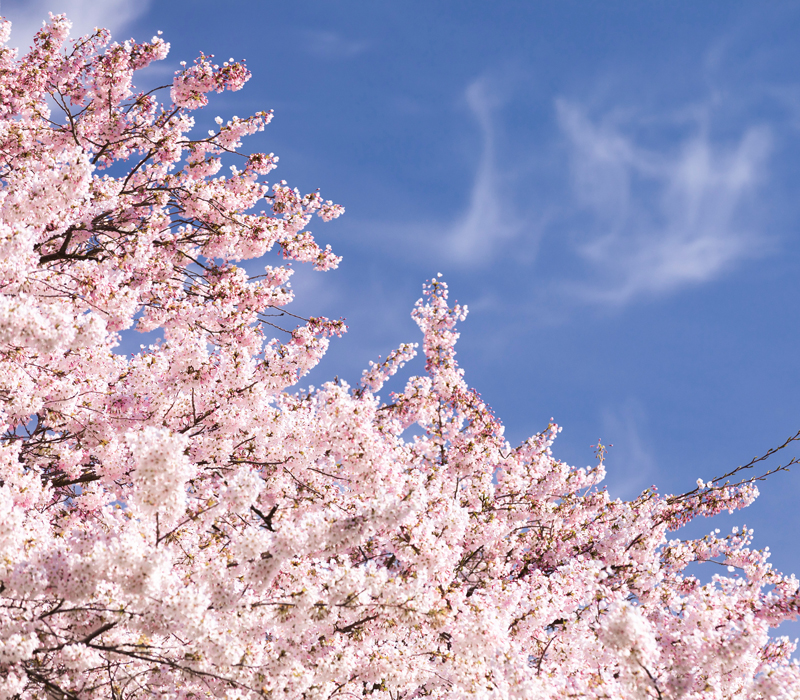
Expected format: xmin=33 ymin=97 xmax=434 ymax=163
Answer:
xmin=229 ymin=457 xmax=290 ymax=467
xmin=335 ymin=614 xmax=379 ymax=635
xmin=50 ymin=472 xmax=100 ymax=489
xmin=250 ymin=504 xmax=278 ymax=532
xmin=25 ymin=669 xmax=82 ymax=700
xmin=156 ymin=503 xmax=219 ymax=545
xmin=666 ymin=428 xmax=800 ymax=507
xmin=80 ymin=621 xmax=117 ymax=645
xmin=283 ymin=466 xmax=324 ymax=498
xmin=307 ymin=466 xmax=351 ymax=482
xmin=637 ymin=661 xmax=664 ymax=700
xmin=535 ymin=635 xmax=556 ymax=677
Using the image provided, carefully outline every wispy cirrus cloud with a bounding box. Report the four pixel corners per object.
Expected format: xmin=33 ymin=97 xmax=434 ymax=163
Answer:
xmin=302 ymin=29 xmax=369 ymax=60
xmin=600 ymin=399 xmax=658 ymax=500
xmin=443 ymin=77 xmax=526 ymax=264
xmin=556 ymin=99 xmax=773 ymax=305
xmin=343 ymin=75 xmax=534 ymax=269
xmin=2 ymin=0 xmax=151 ymax=48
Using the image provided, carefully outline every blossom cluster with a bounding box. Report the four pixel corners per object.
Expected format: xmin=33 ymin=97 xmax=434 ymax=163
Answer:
xmin=0 ymin=14 xmax=798 ymax=700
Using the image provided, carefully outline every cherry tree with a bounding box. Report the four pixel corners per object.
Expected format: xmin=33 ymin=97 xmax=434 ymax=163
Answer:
xmin=0 ymin=14 xmax=799 ymax=700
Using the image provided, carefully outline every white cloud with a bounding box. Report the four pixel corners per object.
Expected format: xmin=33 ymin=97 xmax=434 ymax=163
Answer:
xmin=3 ymin=0 xmax=150 ymax=49
xmin=341 ymin=75 xmax=533 ymax=269
xmin=443 ymin=77 xmax=525 ymax=264
xmin=557 ymin=100 xmax=773 ymax=305
xmin=600 ymin=399 xmax=658 ymax=500
xmin=302 ymin=29 xmax=368 ymax=59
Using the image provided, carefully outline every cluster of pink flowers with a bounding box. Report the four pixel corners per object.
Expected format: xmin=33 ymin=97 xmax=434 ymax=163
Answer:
xmin=0 ymin=14 xmax=798 ymax=699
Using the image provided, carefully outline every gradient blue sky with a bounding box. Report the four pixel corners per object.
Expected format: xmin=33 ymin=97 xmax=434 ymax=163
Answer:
xmin=6 ymin=0 xmax=800 ymax=635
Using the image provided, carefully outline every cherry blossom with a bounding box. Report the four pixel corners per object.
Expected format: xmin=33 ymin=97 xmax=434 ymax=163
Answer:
xmin=0 ymin=14 xmax=798 ymax=700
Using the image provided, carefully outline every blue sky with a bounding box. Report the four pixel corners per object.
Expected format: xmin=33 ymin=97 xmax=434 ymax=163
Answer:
xmin=6 ymin=0 xmax=800 ymax=633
